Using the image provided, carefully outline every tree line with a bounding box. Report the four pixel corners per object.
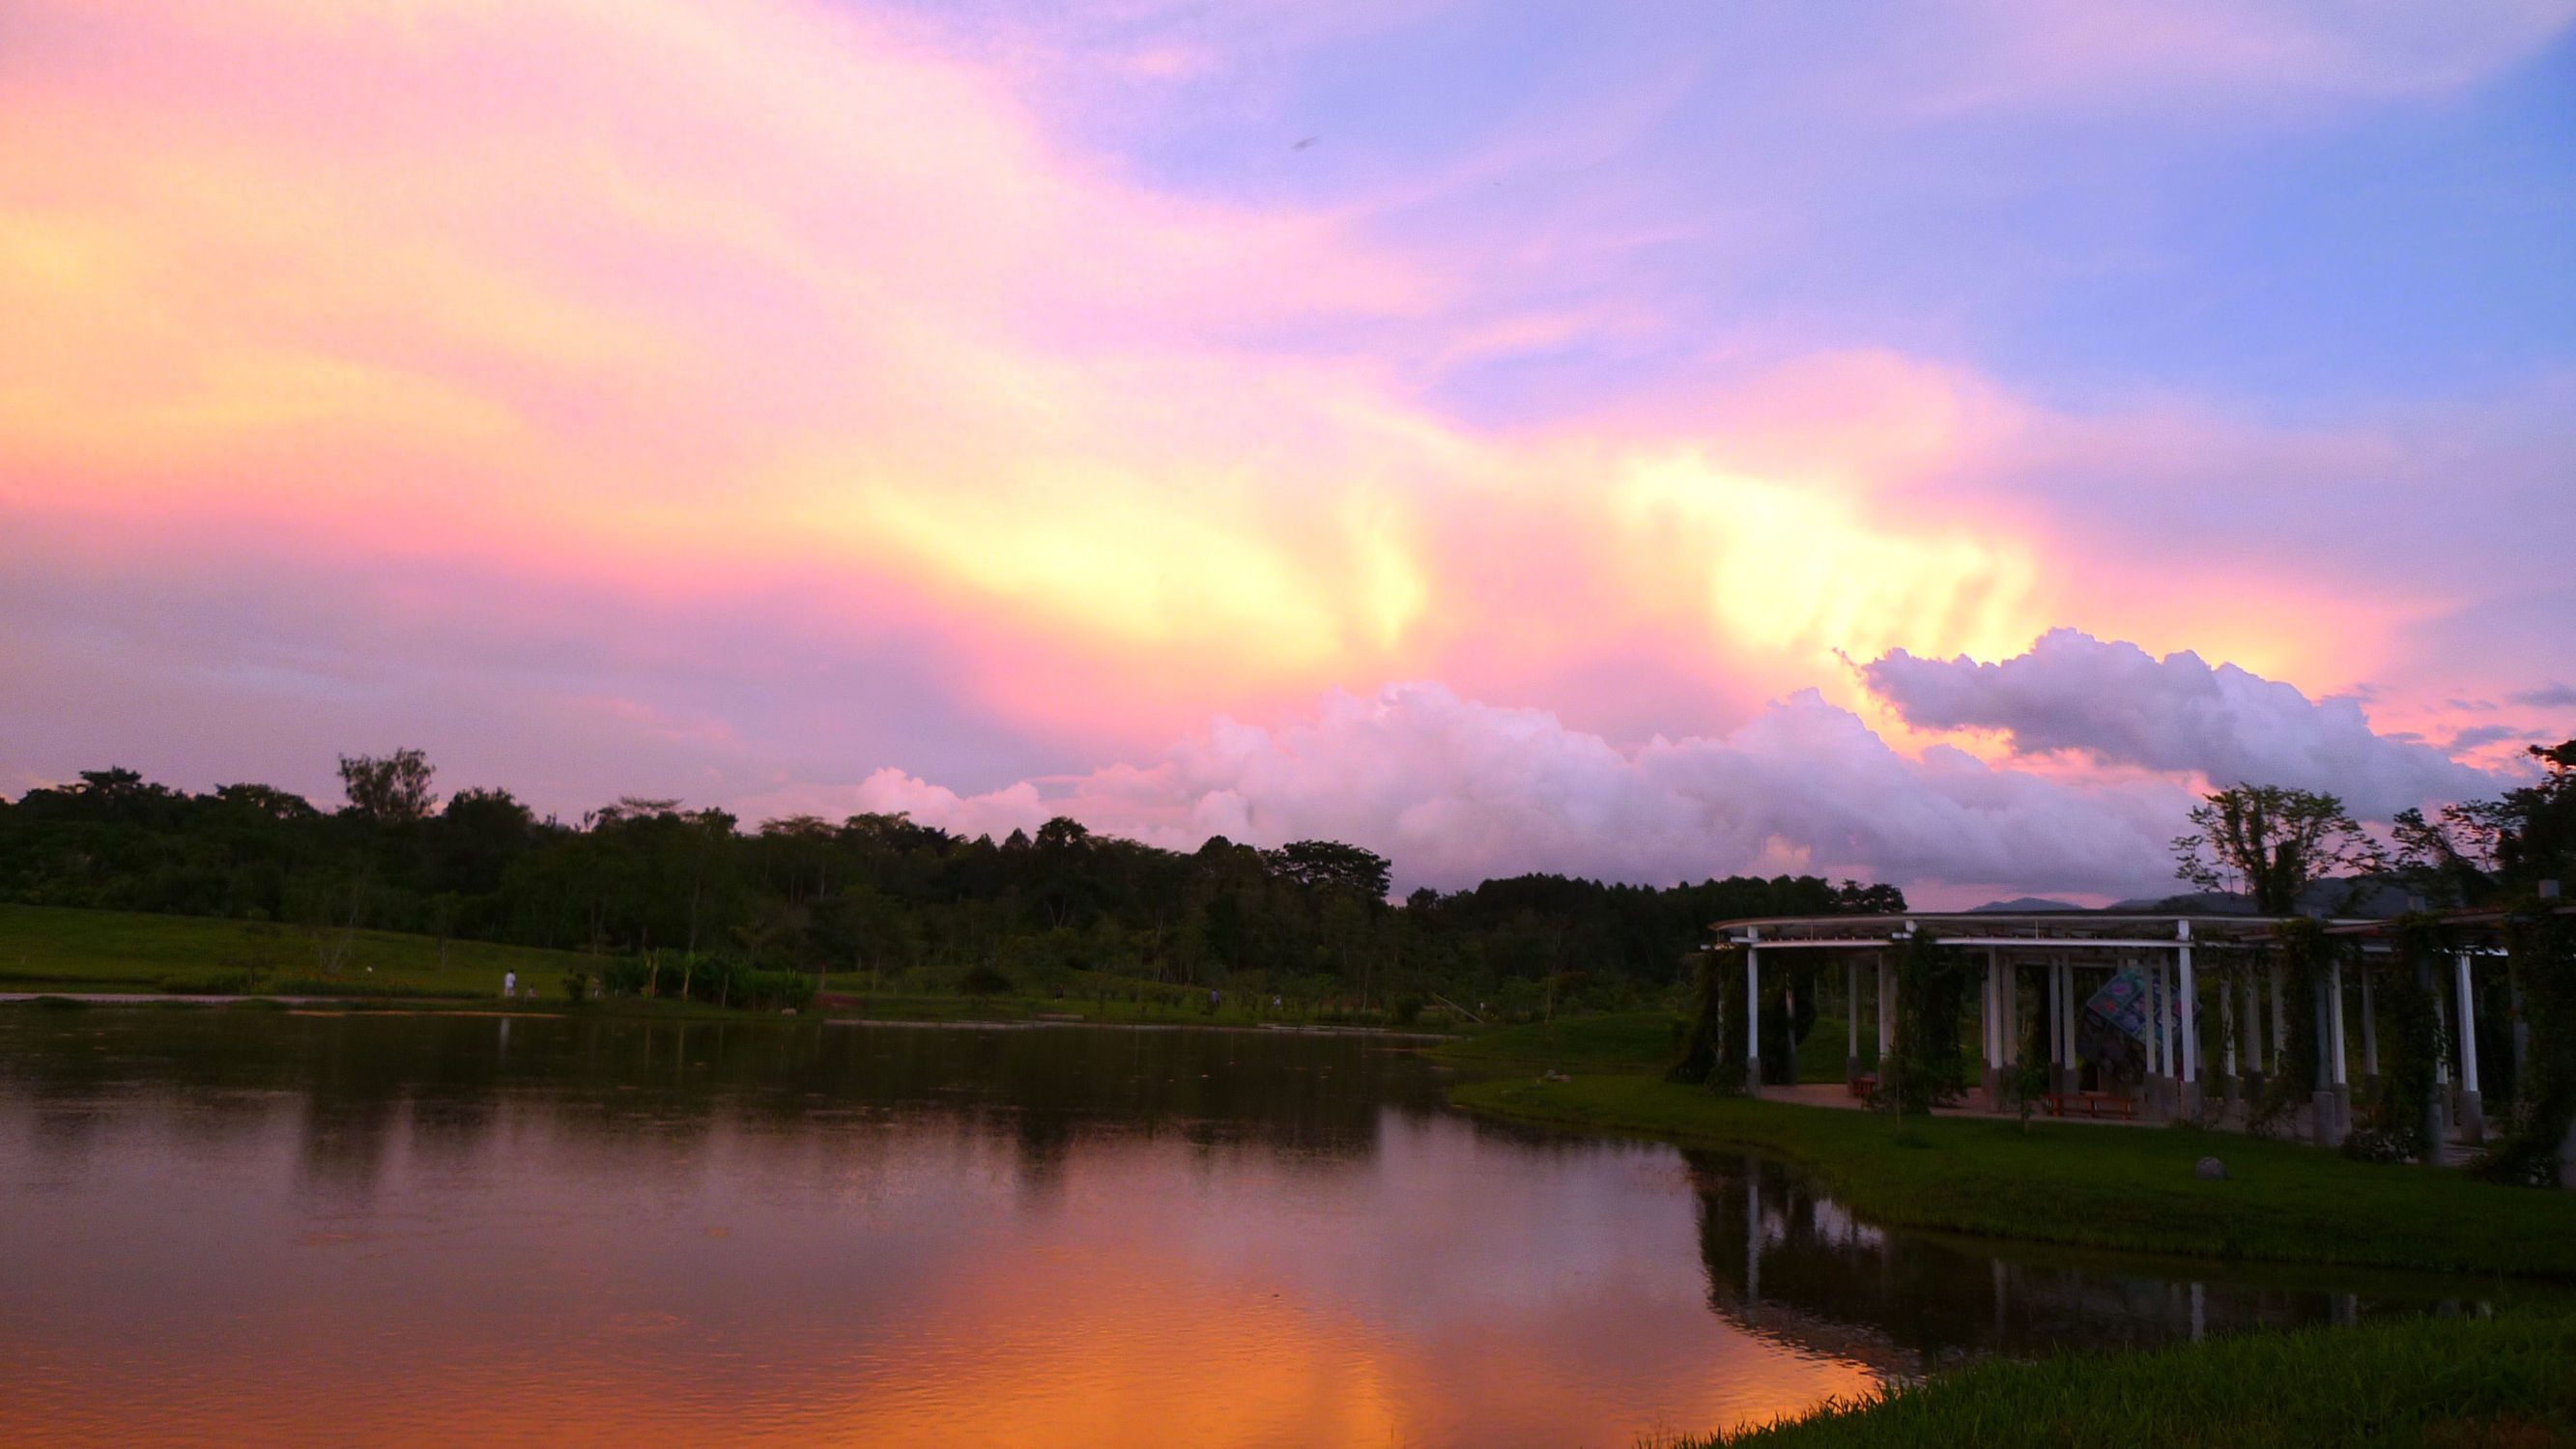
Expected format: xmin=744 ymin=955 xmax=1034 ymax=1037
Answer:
xmin=0 ymin=751 xmax=1903 ymax=1018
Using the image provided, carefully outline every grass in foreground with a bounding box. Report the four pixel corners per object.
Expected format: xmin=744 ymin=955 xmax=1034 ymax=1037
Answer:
xmin=1689 ymin=1313 xmax=2576 ymax=1448
xmin=1454 ymin=1074 xmax=2576 ymax=1278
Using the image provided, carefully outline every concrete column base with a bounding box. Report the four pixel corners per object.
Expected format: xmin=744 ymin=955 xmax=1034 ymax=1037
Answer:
xmin=2310 ymin=1091 xmax=2338 ymax=1148
xmin=2457 ymin=1088 xmax=2485 ymax=1145
xmin=1983 ymin=1065 xmax=2005 ymax=1112
xmin=2182 ymin=1081 xmax=2203 ymax=1122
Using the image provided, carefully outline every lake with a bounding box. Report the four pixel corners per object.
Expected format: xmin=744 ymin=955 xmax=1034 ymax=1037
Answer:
xmin=0 ymin=1008 xmax=2549 ymax=1447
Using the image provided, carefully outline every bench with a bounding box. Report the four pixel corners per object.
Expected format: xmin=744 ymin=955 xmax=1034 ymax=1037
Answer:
xmin=2044 ymin=1092 xmax=2135 ymax=1120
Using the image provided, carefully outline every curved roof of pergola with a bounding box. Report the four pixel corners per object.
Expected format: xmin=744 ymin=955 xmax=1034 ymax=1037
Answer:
xmin=1710 ymin=913 xmax=2294 ymax=950
xmin=1708 ymin=904 xmax=2574 ymax=950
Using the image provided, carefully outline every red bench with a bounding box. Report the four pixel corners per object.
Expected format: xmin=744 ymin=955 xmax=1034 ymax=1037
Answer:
xmin=2044 ymin=1092 xmax=2134 ymax=1120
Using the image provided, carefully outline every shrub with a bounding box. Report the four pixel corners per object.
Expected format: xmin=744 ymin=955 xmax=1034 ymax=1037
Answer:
xmin=597 ymin=957 xmax=655 ymax=997
xmin=959 ymin=963 xmax=1013 ymax=996
xmin=2341 ymin=1127 xmax=2412 ymax=1164
xmin=157 ymin=969 xmax=260 ymax=995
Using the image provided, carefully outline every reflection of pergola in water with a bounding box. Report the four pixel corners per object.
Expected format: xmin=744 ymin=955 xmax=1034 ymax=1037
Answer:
xmin=1708 ymin=910 xmax=2524 ymax=1140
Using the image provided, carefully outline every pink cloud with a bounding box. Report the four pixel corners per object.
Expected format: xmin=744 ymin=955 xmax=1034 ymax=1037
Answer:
xmin=791 ymin=680 xmax=2195 ymax=902
xmin=3 ymin=0 xmax=2564 ymax=887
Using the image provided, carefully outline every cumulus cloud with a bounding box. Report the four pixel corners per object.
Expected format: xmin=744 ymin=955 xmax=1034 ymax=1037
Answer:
xmin=802 ymin=682 xmax=2189 ymax=900
xmin=1861 ymin=629 xmax=2496 ymax=818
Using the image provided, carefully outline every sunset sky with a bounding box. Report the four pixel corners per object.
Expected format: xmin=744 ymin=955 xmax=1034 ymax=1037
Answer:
xmin=5 ymin=0 xmax=2572 ymax=903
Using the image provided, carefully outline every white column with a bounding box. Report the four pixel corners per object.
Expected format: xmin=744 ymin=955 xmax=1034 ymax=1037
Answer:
xmin=2434 ymin=991 xmax=2450 ymax=1086
xmin=2243 ymin=971 xmax=2264 ymax=1078
xmin=2006 ymin=960 xmax=2020 ymax=1065
xmin=1877 ymin=953 xmax=1894 ymax=1058
xmin=2178 ymin=923 xmax=2198 ymax=1117
xmin=2220 ymin=966 xmax=2237 ymax=1078
xmin=2161 ymin=957 xmax=2178 ymax=1080
xmin=2328 ymin=960 xmax=2349 ymax=1088
xmin=2454 ymin=952 xmax=2485 ymax=1142
xmin=2061 ymin=961 xmax=2078 ymax=1080
xmin=2270 ymin=961 xmax=2288 ymax=1059
xmin=1846 ymin=956 xmax=1860 ymax=1082
xmin=2361 ymin=970 xmax=2379 ymax=1082
xmin=2157 ymin=958 xmax=2176 ymax=1116
xmin=2046 ymin=959 xmax=2062 ymax=1070
xmin=1983 ymin=952 xmax=2004 ymax=1109
xmin=1983 ymin=955 xmax=1998 ymax=1068
xmin=1744 ymin=929 xmax=1762 ymax=1095
xmin=2454 ymin=953 xmax=2481 ymax=1095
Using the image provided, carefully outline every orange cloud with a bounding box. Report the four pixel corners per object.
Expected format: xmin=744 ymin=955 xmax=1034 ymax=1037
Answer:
xmin=0 ymin=0 xmax=2486 ymax=796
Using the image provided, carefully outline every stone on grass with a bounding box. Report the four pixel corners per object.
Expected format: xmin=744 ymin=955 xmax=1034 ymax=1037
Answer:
xmin=2194 ymin=1156 xmax=2227 ymax=1181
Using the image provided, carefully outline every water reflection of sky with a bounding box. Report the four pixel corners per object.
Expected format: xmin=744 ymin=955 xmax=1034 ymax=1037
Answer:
xmin=2 ymin=1012 xmax=2550 ymax=1447
xmin=0 ymin=1013 xmax=1865 ymax=1447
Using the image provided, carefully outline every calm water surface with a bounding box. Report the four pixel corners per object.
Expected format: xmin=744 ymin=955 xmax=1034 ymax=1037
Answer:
xmin=0 ymin=1009 xmax=2551 ymax=1447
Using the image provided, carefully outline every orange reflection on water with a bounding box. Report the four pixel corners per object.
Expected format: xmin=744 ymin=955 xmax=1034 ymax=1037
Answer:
xmin=8 ymin=1237 xmax=1868 ymax=1449
xmin=0 ymin=1014 xmax=1875 ymax=1448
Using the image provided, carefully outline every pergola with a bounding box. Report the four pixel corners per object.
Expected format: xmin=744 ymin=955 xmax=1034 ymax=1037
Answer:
xmin=2314 ymin=905 xmax=2573 ymax=1143
xmin=1709 ymin=913 xmax=2295 ymax=1117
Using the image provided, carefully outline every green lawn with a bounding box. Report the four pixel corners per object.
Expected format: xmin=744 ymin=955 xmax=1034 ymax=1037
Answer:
xmin=1437 ymin=1011 xmax=1857 ymax=1083
xmin=1454 ymin=1073 xmax=2576 ymax=1278
xmin=1432 ymin=1011 xmax=1684 ymax=1068
xmin=0 ymin=902 xmax=600 ymax=998
xmin=1692 ymin=1313 xmax=2576 ymax=1448
xmin=0 ymin=905 xmax=1475 ymax=1030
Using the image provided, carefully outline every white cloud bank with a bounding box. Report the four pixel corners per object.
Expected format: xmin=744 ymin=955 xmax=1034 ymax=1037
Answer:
xmin=813 ymin=681 xmax=2191 ymax=900
xmin=736 ymin=631 xmax=2514 ymax=902
xmin=1861 ymin=628 xmax=2497 ymax=819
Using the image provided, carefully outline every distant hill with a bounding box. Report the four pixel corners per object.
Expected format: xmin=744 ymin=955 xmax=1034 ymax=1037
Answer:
xmin=1970 ymin=896 xmax=2085 ymax=913
xmin=2107 ymin=876 xmax=2416 ymax=919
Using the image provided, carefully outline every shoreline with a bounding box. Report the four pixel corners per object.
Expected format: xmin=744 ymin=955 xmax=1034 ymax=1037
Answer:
xmin=1445 ymin=1069 xmax=2576 ymax=1280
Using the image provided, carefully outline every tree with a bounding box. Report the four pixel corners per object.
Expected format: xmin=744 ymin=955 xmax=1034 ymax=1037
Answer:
xmin=2171 ymin=784 xmax=2375 ymax=914
xmin=2493 ymin=740 xmax=2576 ymax=892
xmin=1265 ymin=840 xmax=1393 ymax=900
xmin=1034 ymin=816 xmax=1092 ymax=853
xmin=338 ymin=750 xmax=439 ymax=825
xmin=1883 ymin=927 xmax=1969 ymax=1116
xmin=2388 ymin=803 xmax=2503 ymax=909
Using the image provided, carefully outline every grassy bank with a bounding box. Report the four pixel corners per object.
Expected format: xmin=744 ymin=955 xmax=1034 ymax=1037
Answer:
xmin=0 ymin=901 xmax=594 ymax=998
xmin=1431 ymin=1010 xmax=1682 ymax=1068
xmin=0 ymin=904 xmax=1469 ymax=1036
xmin=1450 ymin=1072 xmax=2576 ymax=1278
xmin=1689 ymin=1313 xmax=2576 ymax=1448
xmin=1433 ymin=1010 xmax=1854 ymax=1081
